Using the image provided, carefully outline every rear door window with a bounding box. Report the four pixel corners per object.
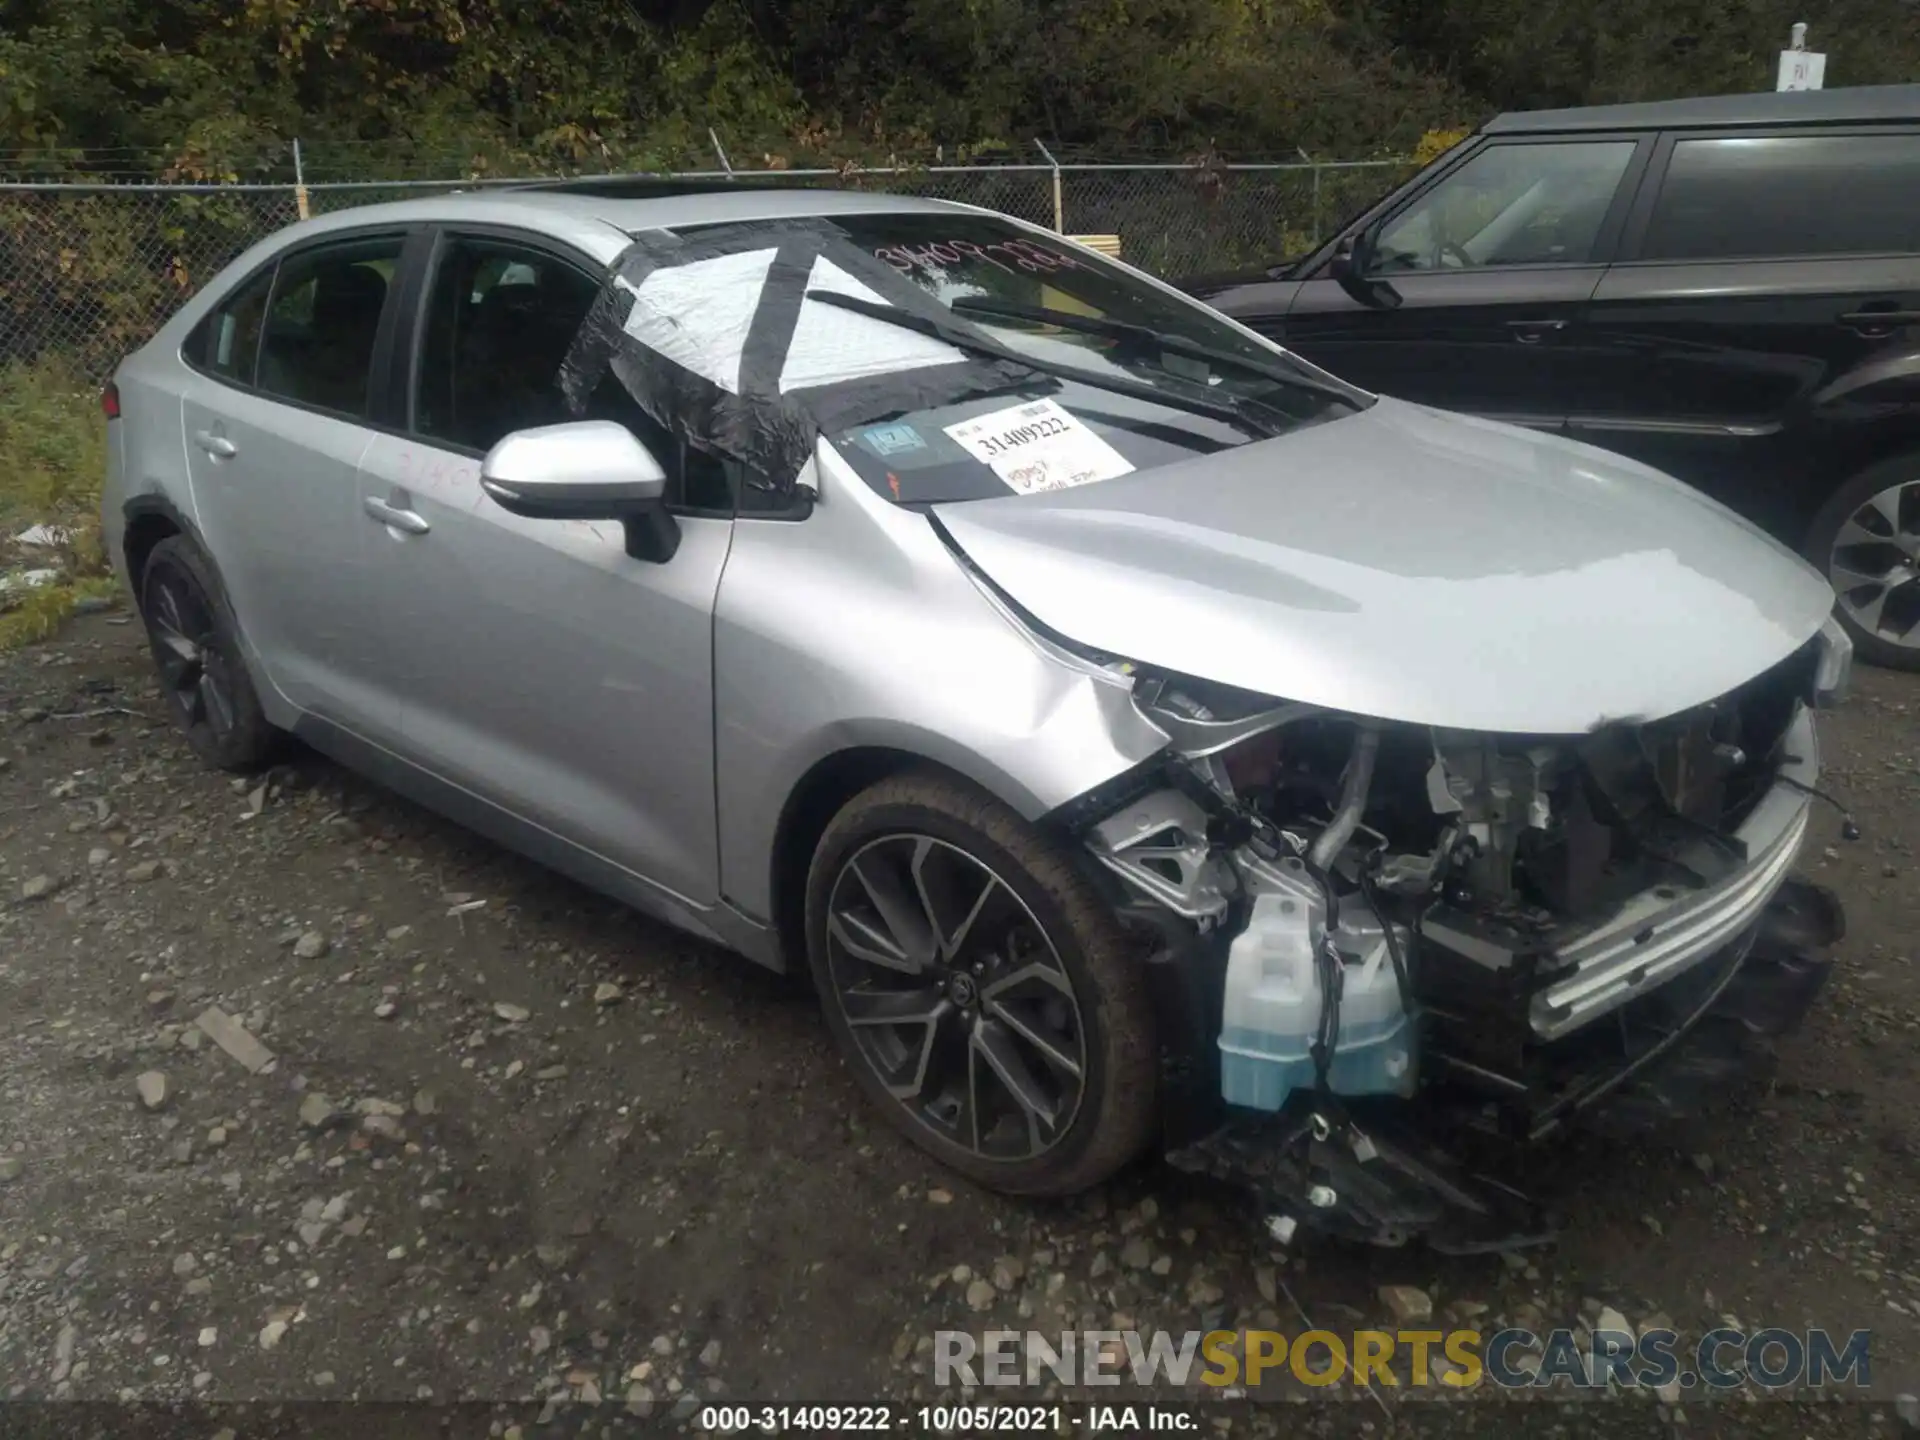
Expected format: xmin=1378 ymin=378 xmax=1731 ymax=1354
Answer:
xmin=1639 ymin=133 xmax=1920 ymax=261
xmin=256 ymin=236 xmax=406 ymax=418
xmin=197 ymin=267 xmax=274 ymax=385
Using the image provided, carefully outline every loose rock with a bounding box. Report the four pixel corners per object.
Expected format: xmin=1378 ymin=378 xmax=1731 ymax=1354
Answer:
xmin=291 ymin=931 xmax=330 ymax=960
xmin=195 ymin=1006 xmax=274 ymax=1073
xmin=297 ymin=1093 xmax=337 ymax=1129
xmin=135 ymin=1071 xmax=168 ymax=1110
xmin=1378 ymin=1285 xmax=1433 ymax=1324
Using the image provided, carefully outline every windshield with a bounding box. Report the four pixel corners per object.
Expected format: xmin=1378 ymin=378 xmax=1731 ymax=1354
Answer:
xmin=684 ymin=212 xmax=1361 ymax=506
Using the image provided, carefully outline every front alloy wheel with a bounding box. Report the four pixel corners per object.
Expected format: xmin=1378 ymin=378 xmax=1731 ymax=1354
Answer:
xmin=1811 ymin=457 xmax=1920 ymax=672
xmin=823 ymin=834 xmax=1088 ymax=1161
xmin=1829 ymin=478 xmax=1920 ymax=653
xmin=805 ymin=772 xmax=1157 ymax=1196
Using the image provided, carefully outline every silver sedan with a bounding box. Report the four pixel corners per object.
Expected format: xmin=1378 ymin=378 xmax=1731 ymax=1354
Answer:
xmin=101 ymin=184 xmax=1852 ymax=1249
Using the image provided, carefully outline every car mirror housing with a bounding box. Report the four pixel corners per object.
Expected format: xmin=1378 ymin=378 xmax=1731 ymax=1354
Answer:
xmin=1328 ymin=230 xmax=1402 ymax=312
xmin=481 ymin=420 xmax=680 ymax=563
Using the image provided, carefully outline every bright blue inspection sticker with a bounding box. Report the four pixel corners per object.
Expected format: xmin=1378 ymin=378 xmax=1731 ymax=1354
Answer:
xmin=856 ymin=422 xmax=929 ymax=458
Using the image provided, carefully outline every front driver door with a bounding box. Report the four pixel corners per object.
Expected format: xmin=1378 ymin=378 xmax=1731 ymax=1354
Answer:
xmin=354 ymin=228 xmax=738 ymax=914
xmin=1281 ymin=136 xmax=1648 ymax=430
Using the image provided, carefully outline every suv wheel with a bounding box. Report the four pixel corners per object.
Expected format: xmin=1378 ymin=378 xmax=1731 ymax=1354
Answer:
xmin=138 ymin=536 xmax=279 ymax=770
xmin=1808 ymin=454 xmax=1920 ymax=671
xmin=804 ymin=772 xmax=1157 ymax=1196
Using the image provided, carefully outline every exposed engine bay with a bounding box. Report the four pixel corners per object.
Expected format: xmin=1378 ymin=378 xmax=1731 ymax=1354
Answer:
xmin=1071 ymin=631 xmax=1851 ymax=1253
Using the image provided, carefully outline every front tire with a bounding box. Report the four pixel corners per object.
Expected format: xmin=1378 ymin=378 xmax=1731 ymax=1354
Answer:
xmin=137 ymin=536 xmax=278 ymax=771
xmin=1806 ymin=453 xmax=1920 ymax=671
xmin=804 ymin=771 xmax=1157 ymax=1196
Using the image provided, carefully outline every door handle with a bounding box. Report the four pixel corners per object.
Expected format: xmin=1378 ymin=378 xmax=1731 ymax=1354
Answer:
xmin=1507 ymin=319 xmax=1569 ymax=344
xmin=192 ymin=430 xmax=237 ymax=459
xmin=363 ymin=495 xmax=431 ymax=535
xmin=1839 ymin=309 xmax=1920 ymax=334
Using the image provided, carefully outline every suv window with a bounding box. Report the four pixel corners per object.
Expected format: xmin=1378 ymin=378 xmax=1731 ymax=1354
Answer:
xmin=1640 ymin=134 xmax=1920 ymax=261
xmin=414 ymin=234 xmax=735 ymax=512
xmin=257 ymin=237 xmax=404 ymax=418
xmin=1372 ymin=140 xmax=1637 ymax=272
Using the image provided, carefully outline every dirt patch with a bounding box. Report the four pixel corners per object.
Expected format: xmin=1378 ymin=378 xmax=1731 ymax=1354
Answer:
xmin=1 ymin=610 xmax=1916 ymax=1433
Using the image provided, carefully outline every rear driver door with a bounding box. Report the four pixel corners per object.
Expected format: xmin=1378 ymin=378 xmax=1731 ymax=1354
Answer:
xmin=179 ymin=230 xmax=413 ymax=741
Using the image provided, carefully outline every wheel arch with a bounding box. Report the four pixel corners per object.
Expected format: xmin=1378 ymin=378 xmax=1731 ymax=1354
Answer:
xmin=121 ymin=493 xmax=198 ymax=592
xmin=120 ymin=494 xmax=291 ymax=721
xmin=768 ymin=746 xmax=997 ymax=969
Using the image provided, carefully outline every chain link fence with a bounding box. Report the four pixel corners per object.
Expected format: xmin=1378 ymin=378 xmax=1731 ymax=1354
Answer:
xmin=0 ymin=156 xmax=1415 ymax=377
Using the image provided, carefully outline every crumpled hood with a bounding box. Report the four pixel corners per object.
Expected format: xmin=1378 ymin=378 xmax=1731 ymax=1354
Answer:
xmin=933 ymin=397 xmax=1834 ymax=733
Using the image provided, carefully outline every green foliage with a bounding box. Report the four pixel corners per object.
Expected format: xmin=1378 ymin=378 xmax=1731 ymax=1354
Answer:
xmin=0 ymin=0 xmax=1450 ymax=173
xmin=1349 ymin=0 xmax=1920 ymax=115
xmin=0 ymin=354 xmax=107 ymax=532
xmin=7 ymin=0 xmax=1915 ymax=177
xmin=0 ymin=354 xmax=113 ymax=651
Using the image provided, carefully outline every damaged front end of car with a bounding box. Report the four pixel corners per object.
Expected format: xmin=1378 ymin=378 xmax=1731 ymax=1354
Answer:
xmin=1060 ymin=619 xmax=1854 ymax=1254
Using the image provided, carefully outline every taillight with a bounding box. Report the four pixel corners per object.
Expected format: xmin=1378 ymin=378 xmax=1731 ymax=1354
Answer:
xmin=101 ymin=381 xmax=121 ymax=420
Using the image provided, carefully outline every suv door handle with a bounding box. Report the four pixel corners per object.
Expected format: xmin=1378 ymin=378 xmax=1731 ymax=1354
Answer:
xmin=192 ymin=430 xmax=237 ymax=459
xmin=1839 ymin=309 xmax=1920 ymax=334
xmin=364 ymin=496 xmax=430 ymax=536
xmin=1507 ymin=319 xmax=1569 ymax=344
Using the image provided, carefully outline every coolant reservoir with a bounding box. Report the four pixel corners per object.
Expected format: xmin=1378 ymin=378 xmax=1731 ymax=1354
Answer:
xmin=1218 ymin=890 xmax=1415 ymax=1111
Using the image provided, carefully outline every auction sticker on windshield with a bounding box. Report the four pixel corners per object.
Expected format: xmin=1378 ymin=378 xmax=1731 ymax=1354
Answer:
xmin=943 ymin=398 xmax=1135 ymax=495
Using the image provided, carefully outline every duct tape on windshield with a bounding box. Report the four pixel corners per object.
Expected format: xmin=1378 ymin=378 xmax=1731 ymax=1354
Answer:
xmin=557 ymin=218 xmax=1045 ymax=494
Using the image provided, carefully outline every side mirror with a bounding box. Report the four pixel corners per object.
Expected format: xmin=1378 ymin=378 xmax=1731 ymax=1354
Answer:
xmin=481 ymin=420 xmax=680 ymax=563
xmin=1328 ymin=230 xmax=1402 ymax=311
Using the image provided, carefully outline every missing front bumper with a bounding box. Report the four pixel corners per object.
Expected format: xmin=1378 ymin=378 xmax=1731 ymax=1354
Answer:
xmin=1166 ymin=876 xmax=1843 ymax=1252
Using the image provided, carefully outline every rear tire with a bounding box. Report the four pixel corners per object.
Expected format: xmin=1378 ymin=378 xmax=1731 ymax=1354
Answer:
xmin=1805 ymin=453 xmax=1920 ymax=671
xmin=804 ymin=771 xmax=1158 ymax=1197
xmin=137 ymin=536 xmax=279 ymax=771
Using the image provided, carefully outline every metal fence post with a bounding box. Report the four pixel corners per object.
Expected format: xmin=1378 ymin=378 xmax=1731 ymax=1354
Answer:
xmin=1034 ymin=140 xmax=1063 ymax=232
xmin=293 ymin=139 xmax=310 ymax=220
xmin=1298 ymin=148 xmax=1321 ymax=245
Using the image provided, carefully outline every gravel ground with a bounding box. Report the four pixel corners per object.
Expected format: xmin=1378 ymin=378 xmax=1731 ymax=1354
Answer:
xmin=2 ymin=608 xmax=1918 ymax=1437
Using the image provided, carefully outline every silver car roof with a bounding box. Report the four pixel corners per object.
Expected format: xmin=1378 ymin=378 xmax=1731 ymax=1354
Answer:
xmin=266 ymin=188 xmax=981 ymax=266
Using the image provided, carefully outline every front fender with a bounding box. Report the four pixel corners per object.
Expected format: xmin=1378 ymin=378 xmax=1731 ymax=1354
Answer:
xmin=712 ymin=443 xmax=1170 ymax=926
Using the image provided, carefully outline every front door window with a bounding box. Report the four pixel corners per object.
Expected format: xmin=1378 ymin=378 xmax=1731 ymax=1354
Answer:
xmin=1373 ymin=141 xmax=1637 ymax=272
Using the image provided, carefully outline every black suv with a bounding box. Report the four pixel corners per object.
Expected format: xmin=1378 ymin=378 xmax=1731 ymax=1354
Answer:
xmin=1191 ymin=85 xmax=1920 ymax=669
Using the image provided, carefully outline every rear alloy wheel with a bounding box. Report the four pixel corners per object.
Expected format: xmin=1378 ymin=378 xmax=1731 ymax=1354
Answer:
xmin=138 ymin=536 xmax=277 ymax=770
xmin=1809 ymin=457 xmax=1920 ymax=671
xmin=805 ymin=773 xmax=1157 ymax=1196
